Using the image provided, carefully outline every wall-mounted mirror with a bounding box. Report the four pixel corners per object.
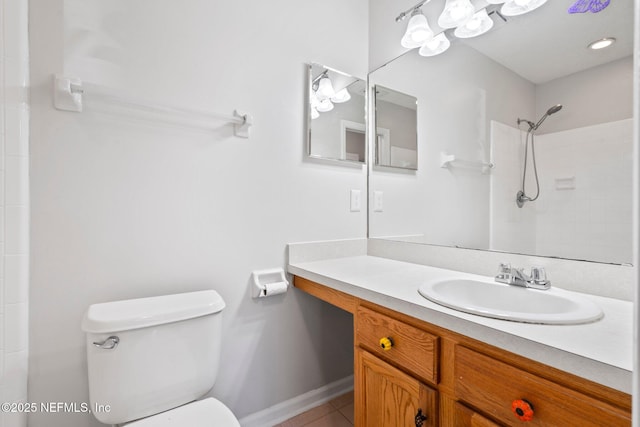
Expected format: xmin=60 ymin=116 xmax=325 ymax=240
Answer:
xmin=374 ymin=85 xmax=418 ymax=169
xmin=369 ymin=0 xmax=634 ymax=265
xmin=307 ymin=63 xmax=367 ymax=164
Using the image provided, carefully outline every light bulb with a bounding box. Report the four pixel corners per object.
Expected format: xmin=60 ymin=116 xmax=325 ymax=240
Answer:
xmin=401 ymin=9 xmax=433 ymax=48
xmin=331 ymin=88 xmax=351 ymax=103
xmin=467 ymin=17 xmax=482 ymax=30
xmin=438 ymin=0 xmax=475 ymax=29
xmin=316 ymin=76 xmax=335 ymax=100
xmin=419 ymin=33 xmax=451 ymax=57
xmin=454 ymin=9 xmax=494 ymax=38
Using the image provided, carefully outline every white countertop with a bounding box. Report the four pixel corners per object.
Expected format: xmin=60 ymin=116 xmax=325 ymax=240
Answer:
xmin=288 ymin=255 xmax=633 ymax=393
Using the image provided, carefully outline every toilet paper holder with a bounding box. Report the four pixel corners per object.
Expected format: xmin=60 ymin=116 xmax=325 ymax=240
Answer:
xmin=251 ymin=268 xmax=290 ymax=298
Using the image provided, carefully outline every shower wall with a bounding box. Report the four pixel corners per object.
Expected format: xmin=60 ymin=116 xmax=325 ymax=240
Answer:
xmin=490 ymin=119 xmax=633 ymax=264
xmin=1 ymin=1 xmax=30 ymax=427
xmin=489 ymin=121 xmax=537 ymax=255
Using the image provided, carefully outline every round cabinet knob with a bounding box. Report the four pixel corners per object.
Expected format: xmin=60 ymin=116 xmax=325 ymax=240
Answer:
xmin=511 ymin=399 xmax=534 ymax=422
xmin=379 ymin=337 xmax=394 ymax=351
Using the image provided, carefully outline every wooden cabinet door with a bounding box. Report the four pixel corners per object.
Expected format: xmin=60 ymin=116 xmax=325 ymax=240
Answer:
xmin=356 ymin=348 xmax=437 ymax=427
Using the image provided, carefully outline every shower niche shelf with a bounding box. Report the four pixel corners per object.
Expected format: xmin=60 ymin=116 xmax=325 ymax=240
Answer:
xmin=440 ymin=152 xmax=494 ymax=174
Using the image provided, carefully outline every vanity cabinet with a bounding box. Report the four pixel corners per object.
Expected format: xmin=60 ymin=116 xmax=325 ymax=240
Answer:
xmin=293 ymin=276 xmax=632 ymax=427
xmin=454 ymin=346 xmax=630 ymax=426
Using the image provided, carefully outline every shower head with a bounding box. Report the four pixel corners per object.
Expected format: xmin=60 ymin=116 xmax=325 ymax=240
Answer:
xmin=547 ymin=104 xmax=563 ymax=115
xmin=532 ymin=104 xmax=563 ymax=131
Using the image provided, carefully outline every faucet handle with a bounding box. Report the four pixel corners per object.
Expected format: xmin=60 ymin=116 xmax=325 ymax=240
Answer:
xmin=530 ymin=267 xmax=551 ymax=289
xmin=495 ymin=263 xmax=512 ymax=284
xmin=530 ymin=266 xmax=546 ymax=282
xmin=498 ymin=262 xmax=511 ymax=274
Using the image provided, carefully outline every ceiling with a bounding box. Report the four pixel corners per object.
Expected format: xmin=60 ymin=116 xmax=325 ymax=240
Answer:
xmin=460 ymin=0 xmax=634 ymax=84
xmin=376 ymin=0 xmax=634 ymax=84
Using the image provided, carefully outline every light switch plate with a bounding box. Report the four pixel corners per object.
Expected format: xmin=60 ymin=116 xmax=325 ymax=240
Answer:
xmin=374 ymin=191 xmax=383 ymax=212
xmin=350 ymin=190 xmax=361 ymax=212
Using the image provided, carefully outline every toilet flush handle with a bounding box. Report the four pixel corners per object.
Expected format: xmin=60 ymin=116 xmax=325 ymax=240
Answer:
xmin=93 ymin=336 xmax=120 ymax=350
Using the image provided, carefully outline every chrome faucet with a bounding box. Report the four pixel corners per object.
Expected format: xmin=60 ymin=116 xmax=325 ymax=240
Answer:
xmin=495 ymin=263 xmax=551 ymax=290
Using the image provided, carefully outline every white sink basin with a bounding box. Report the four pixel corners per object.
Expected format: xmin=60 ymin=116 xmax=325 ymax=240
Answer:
xmin=418 ymin=278 xmax=603 ymax=325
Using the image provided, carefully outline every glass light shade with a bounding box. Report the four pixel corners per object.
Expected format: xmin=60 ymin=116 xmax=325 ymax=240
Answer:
xmin=316 ymin=76 xmax=335 ymax=100
xmin=316 ymin=98 xmax=334 ymax=112
xmin=311 ymin=107 xmax=320 ymax=120
xmin=419 ymin=33 xmax=451 ymax=57
xmin=501 ymin=0 xmax=548 ymax=16
xmin=331 ymin=88 xmax=351 ymax=103
xmin=438 ymin=0 xmax=475 ymax=29
xmin=454 ymin=9 xmax=494 ymax=38
xmin=310 ymin=91 xmax=320 ymax=108
xmin=486 ymin=0 xmax=506 ymax=3
xmin=401 ymin=9 xmax=433 ymax=49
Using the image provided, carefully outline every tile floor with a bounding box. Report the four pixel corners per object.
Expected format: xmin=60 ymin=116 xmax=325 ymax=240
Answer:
xmin=274 ymin=391 xmax=354 ymax=427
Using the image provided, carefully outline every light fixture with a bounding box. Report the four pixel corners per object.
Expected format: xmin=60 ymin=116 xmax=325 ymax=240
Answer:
xmin=401 ymin=8 xmax=434 ymax=49
xmin=419 ymin=33 xmax=451 ymax=57
xmin=396 ymin=0 xmax=552 ymax=59
xmin=316 ymin=98 xmax=334 ymax=113
xmin=501 ymin=0 xmax=548 ymax=17
xmin=331 ymin=88 xmax=351 ymax=103
xmin=316 ymin=75 xmax=335 ymax=100
xmin=311 ymin=107 xmax=320 ymax=120
xmin=438 ymin=0 xmax=475 ymax=29
xmin=588 ymin=37 xmax=616 ymax=50
xmin=454 ymin=9 xmax=494 ymax=38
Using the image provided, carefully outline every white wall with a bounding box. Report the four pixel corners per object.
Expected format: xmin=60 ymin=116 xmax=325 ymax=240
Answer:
xmin=28 ymin=1 xmax=368 ymax=426
xmin=0 ymin=0 xmax=30 ymax=426
xmin=536 ymin=56 xmax=634 ymax=135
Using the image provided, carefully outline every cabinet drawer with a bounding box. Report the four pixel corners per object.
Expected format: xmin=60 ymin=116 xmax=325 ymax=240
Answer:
xmin=454 ymin=346 xmax=630 ymax=426
xmin=356 ymin=305 xmax=439 ymax=385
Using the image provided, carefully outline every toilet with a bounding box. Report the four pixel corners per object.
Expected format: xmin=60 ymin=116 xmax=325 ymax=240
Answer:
xmin=81 ymin=290 xmax=240 ymax=426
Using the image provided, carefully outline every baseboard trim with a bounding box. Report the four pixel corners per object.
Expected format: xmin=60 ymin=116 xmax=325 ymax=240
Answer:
xmin=238 ymin=375 xmax=354 ymax=427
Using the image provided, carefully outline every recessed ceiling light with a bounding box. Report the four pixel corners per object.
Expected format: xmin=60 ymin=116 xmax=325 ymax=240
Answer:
xmin=588 ymin=37 xmax=616 ymax=50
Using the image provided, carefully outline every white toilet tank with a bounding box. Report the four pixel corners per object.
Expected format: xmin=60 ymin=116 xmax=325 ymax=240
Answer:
xmin=81 ymin=290 xmax=226 ymax=425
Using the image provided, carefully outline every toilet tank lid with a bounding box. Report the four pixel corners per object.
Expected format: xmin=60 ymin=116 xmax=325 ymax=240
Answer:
xmin=81 ymin=290 xmax=225 ymax=333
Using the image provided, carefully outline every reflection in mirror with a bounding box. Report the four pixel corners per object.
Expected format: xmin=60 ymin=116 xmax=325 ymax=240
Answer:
xmin=368 ymin=0 xmax=634 ymax=265
xmin=374 ymin=86 xmax=418 ymax=169
xmin=307 ymin=63 xmax=366 ymax=163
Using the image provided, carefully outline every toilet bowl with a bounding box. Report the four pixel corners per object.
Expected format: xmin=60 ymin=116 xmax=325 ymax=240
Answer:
xmin=81 ymin=290 xmax=240 ymax=426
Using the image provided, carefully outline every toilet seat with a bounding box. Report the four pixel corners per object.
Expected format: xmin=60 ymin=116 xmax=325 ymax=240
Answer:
xmin=125 ymin=398 xmax=240 ymax=427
